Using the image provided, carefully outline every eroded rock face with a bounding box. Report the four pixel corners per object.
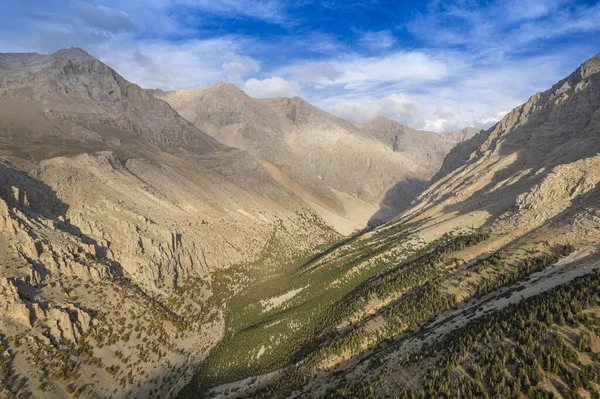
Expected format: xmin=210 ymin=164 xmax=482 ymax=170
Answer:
xmin=0 ymin=277 xmax=32 ymax=329
xmin=46 ymin=305 xmax=92 ymax=343
xmin=493 ymin=155 xmax=600 ymax=231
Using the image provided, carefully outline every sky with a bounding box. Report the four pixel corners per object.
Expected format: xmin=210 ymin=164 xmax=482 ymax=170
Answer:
xmin=1 ymin=0 xmax=600 ymax=132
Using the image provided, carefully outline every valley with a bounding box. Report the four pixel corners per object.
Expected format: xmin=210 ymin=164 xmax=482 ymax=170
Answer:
xmin=0 ymin=46 xmax=599 ymax=399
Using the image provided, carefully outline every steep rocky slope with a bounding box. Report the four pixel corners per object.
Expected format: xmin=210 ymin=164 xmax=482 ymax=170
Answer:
xmin=0 ymin=48 xmax=339 ymax=399
xmin=179 ymin=53 xmax=600 ymax=399
xmin=152 ymin=86 xmax=466 ymax=231
xmin=355 ymin=118 xmax=475 ymax=222
xmin=409 ymin=52 xmax=600 ymax=229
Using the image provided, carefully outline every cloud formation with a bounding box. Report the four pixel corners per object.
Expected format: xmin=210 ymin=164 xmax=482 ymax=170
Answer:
xmin=434 ymin=105 xmax=459 ymax=119
xmin=358 ymin=30 xmax=396 ymax=49
xmin=325 ymin=94 xmax=420 ymax=125
xmin=221 ymin=56 xmax=260 ymax=83
xmin=283 ymin=51 xmax=450 ymax=88
xmin=243 ymin=77 xmax=301 ymax=98
xmin=74 ymin=2 xmax=137 ymax=33
xmin=97 ymin=38 xmax=259 ymax=89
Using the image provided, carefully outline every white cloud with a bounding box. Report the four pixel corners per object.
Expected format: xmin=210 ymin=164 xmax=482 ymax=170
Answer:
xmin=281 ymin=51 xmax=450 ymax=88
xmin=295 ymin=64 xmax=343 ymax=82
xmin=407 ymin=0 xmax=600 ymax=53
xmin=434 ymin=105 xmax=459 ymax=118
xmin=473 ymin=111 xmax=508 ymax=130
xmin=423 ymin=110 xmax=507 ymax=133
xmin=423 ymin=119 xmax=448 ymax=132
xmin=221 ymin=56 xmax=260 ymax=83
xmin=514 ymin=3 xmax=600 ymax=44
xmin=243 ymin=77 xmax=301 ymax=98
xmin=74 ymin=2 xmax=137 ymax=33
xmin=325 ymin=93 xmax=420 ymax=125
xmin=95 ymin=38 xmax=259 ymax=89
xmin=505 ymin=0 xmax=565 ymax=21
xmin=424 ymin=119 xmax=473 ymax=133
xmin=359 ymin=30 xmax=396 ymax=49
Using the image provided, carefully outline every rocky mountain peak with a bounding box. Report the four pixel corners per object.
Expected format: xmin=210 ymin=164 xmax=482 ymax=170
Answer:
xmin=444 ymin=126 xmax=480 ymax=142
xmin=50 ymin=47 xmax=94 ymax=61
xmin=0 ymin=48 xmax=224 ymax=158
xmin=364 ymin=116 xmax=405 ymax=129
xmin=580 ymin=52 xmax=600 ymax=79
xmin=212 ymin=81 xmax=243 ymax=92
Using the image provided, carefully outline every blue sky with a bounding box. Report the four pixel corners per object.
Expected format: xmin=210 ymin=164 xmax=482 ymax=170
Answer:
xmin=1 ymin=0 xmax=600 ymax=132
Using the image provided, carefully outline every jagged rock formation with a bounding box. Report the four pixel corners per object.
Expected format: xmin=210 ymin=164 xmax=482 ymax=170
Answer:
xmin=152 ymin=86 xmax=469 ymax=231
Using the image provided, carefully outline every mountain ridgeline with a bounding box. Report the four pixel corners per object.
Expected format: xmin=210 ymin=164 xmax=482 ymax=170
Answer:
xmin=0 ymin=47 xmax=599 ymax=399
xmin=150 ymin=85 xmax=472 ymax=230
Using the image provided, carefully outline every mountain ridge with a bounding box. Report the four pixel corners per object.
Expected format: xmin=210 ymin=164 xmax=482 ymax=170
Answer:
xmin=2 ymin=46 xmax=598 ymax=399
xmin=152 ymin=83 xmax=473 ymax=229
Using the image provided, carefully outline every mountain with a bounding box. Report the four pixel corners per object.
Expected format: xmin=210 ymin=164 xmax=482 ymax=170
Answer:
xmin=0 ymin=48 xmax=340 ymax=399
xmin=411 ymin=52 xmax=600 ymax=230
xmin=443 ymin=125 xmax=479 ymax=142
xmin=4 ymin=46 xmax=597 ymax=399
xmin=355 ymin=117 xmax=471 ymax=222
xmin=177 ymin=53 xmax=600 ymax=399
xmin=0 ymin=48 xmax=224 ymax=160
xmin=151 ymin=86 xmax=467 ymax=230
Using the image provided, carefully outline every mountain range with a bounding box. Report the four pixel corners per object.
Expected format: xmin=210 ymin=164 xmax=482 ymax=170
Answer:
xmin=150 ymin=84 xmax=475 ymax=230
xmin=0 ymin=47 xmax=598 ymax=399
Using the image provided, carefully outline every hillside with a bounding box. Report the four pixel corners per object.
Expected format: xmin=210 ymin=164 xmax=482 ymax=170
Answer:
xmin=0 ymin=48 xmax=340 ymax=399
xmin=176 ymin=53 xmax=600 ymax=399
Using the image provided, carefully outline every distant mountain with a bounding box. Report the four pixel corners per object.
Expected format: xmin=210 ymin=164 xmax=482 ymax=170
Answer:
xmin=443 ymin=126 xmax=479 ymax=142
xmin=153 ymin=85 xmax=470 ymax=228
